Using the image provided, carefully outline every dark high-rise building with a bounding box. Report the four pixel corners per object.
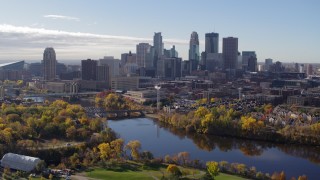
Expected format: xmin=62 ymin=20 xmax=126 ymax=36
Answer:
xmin=43 ymin=47 xmax=56 ymax=80
xmin=223 ymin=37 xmax=238 ymax=70
xmin=189 ymin=31 xmax=200 ymax=61
xmin=205 ymin=32 xmax=219 ymax=54
xmin=247 ymin=56 xmax=257 ymax=72
xmin=81 ymin=59 xmax=97 ymax=80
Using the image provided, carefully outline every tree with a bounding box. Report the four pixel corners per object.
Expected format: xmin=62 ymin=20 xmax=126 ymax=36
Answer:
xmin=206 ymin=161 xmax=219 ymax=179
xmin=126 ymin=140 xmax=141 ymax=160
xmin=195 ymin=107 xmax=210 ymax=118
xmin=66 ymin=126 xmax=77 ymax=139
xmin=98 ymin=143 xmax=112 ymax=161
xmin=69 ymin=153 xmax=80 ymax=168
xmin=298 ymin=175 xmax=308 ymax=180
xmin=36 ymin=160 xmax=46 ymax=172
xmin=166 ymin=164 xmax=182 ymax=177
xmin=280 ymin=171 xmax=286 ymax=180
xmin=110 ymin=139 xmax=124 ymax=158
xmin=140 ymin=151 xmax=154 ymax=161
xmin=178 ymin=151 xmax=190 ymax=166
xmin=240 ymin=116 xmax=264 ymax=134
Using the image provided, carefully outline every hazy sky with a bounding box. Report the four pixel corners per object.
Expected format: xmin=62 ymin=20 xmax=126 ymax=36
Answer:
xmin=0 ymin=0 xmax=319 ymax=63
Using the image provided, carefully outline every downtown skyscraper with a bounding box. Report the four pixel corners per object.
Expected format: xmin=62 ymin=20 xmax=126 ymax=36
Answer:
xmin=189 ymin=31 xmax=200 ymax=61
xmin=153 ymin=32 xmax=163 ymax=58
xmin=205 ymin=32 xmax=219 ymax=54
xmin=43 ymin=47 xmax=56 ymax=81
xmin=223 ymin=37 xmax=238 ymax=70
xmin=136 ymin=43 xmax=151 ymax=68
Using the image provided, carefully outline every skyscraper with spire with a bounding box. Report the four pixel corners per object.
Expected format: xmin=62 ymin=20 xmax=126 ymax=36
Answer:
xmin=189 ymin=31 xmax=200 ymax=61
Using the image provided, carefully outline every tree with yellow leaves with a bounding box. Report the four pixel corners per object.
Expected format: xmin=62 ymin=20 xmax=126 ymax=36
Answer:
xmin=206 ymin=161 xmax=219 ymax=179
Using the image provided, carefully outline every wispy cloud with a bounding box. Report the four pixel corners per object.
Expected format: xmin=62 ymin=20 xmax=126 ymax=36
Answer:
xmin=43 ymin=15 xmax=80 ymax=21
xmin=0 ymin=24 xmax=188 ymax=61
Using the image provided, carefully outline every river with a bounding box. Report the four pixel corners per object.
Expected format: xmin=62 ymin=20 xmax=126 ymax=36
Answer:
xmin=108 ymin=118 xmax=320 ymax=179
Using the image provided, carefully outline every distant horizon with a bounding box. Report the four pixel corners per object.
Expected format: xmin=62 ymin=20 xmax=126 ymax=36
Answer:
xmin=0 ymin=1 xmax=319 ymax=63
xmin=1 ymin=59 xmax=319 ymax=67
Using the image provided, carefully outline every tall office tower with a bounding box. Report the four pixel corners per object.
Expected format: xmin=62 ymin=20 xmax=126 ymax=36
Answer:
xmin=265 ymin=58 xmax=273 ymax=71
xmin=136 ymin=43 xmax=151 ymax=67
xmin=222 ymin=37 xmax=238 ymax=70
xmin=153 ymin=32 xmax=163 ymax=57
xmin=145 ymin=46 xmax=155 ymax=69
xmin=189 ymin=31 xmax=200 ymax=61
xmin=307 ymin=64 xmax=313 ymax=76
xmin=81 ymin=59 xmax=97 ymax=80
xmin=247 ymin=56 xmax=257 ymax=72
xmin=205 ymin=32 xmax=219 ymax=54
xmin=242 ymin=51 xmax=257 ymax=71
xmin=96 ymin=65 xmax=109 ymax=81
xmin=43 ymin=47 xmax=57 ymax=80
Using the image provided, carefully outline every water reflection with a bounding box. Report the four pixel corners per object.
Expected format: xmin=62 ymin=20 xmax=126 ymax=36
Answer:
xmin=157 ymin=120 xmax=320 ymax=162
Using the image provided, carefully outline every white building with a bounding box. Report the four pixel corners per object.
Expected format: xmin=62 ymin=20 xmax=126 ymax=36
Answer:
xmin=1 ymin=153 xmax=41 ymax=172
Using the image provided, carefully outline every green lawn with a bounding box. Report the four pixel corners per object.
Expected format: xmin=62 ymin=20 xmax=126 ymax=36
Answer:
xmin=86 ymin=163 xmax=248 ymax=180
xmin=87 ymin=169 xmax=154 ymax=180
xmin=216 ymin=173 xmax=247 ymax=180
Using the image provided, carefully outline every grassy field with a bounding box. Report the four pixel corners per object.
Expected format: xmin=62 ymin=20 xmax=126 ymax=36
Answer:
xmin=86 ymin=161 xmax=247 ymax=180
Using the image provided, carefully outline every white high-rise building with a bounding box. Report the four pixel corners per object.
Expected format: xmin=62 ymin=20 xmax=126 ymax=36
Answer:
xmin=189 ymin=31 xmax=200 ymax=61
xmin=43 ymin=47 xmax=56 ymax=81
xmin=136 ymin=43 xmax=151 ymax=67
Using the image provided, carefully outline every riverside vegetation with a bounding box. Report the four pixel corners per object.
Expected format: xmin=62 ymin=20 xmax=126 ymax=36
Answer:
xmin=158 ymin=100 xmax=320 ymax=146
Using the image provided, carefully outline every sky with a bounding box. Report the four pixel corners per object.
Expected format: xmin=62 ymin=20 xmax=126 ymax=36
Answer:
xmin=0 ymin=0 xmax=319 ymax=63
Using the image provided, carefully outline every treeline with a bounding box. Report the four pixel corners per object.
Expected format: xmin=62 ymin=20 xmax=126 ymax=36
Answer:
xmin=159 ymin=105 xmax=320 ymax=145
xmin=95 ymin=91 xmax=143 ymax=111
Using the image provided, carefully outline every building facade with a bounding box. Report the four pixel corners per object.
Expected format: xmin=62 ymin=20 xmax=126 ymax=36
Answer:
xmin=205 ymin=32 xmax=219 ymax=54
xmin=136 ymin=43 xmax=151 ymax=68
xmin=81 ymin=59 xmax=97 ymax=80
xmin=189 ymin=31 xmax=200 ymax=61
xmin=242 ymin=51 xmax=256 ymax=71
xmin=43 ymin=47 xmax=56 ymax=80
xmin=222 ymin=37 xmax=238 ymax=70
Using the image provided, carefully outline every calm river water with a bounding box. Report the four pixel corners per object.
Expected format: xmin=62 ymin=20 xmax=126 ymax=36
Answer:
xmin=108 ymin=118 xmax=320 ymax=179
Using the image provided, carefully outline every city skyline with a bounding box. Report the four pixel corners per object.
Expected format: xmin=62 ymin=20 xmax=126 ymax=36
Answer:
xmin=0 ymin=0 xmax=319 ymax=63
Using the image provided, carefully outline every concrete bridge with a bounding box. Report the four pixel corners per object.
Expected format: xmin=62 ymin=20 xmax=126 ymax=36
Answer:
xmin=84 ymin=107 xmax=145 ymax=119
